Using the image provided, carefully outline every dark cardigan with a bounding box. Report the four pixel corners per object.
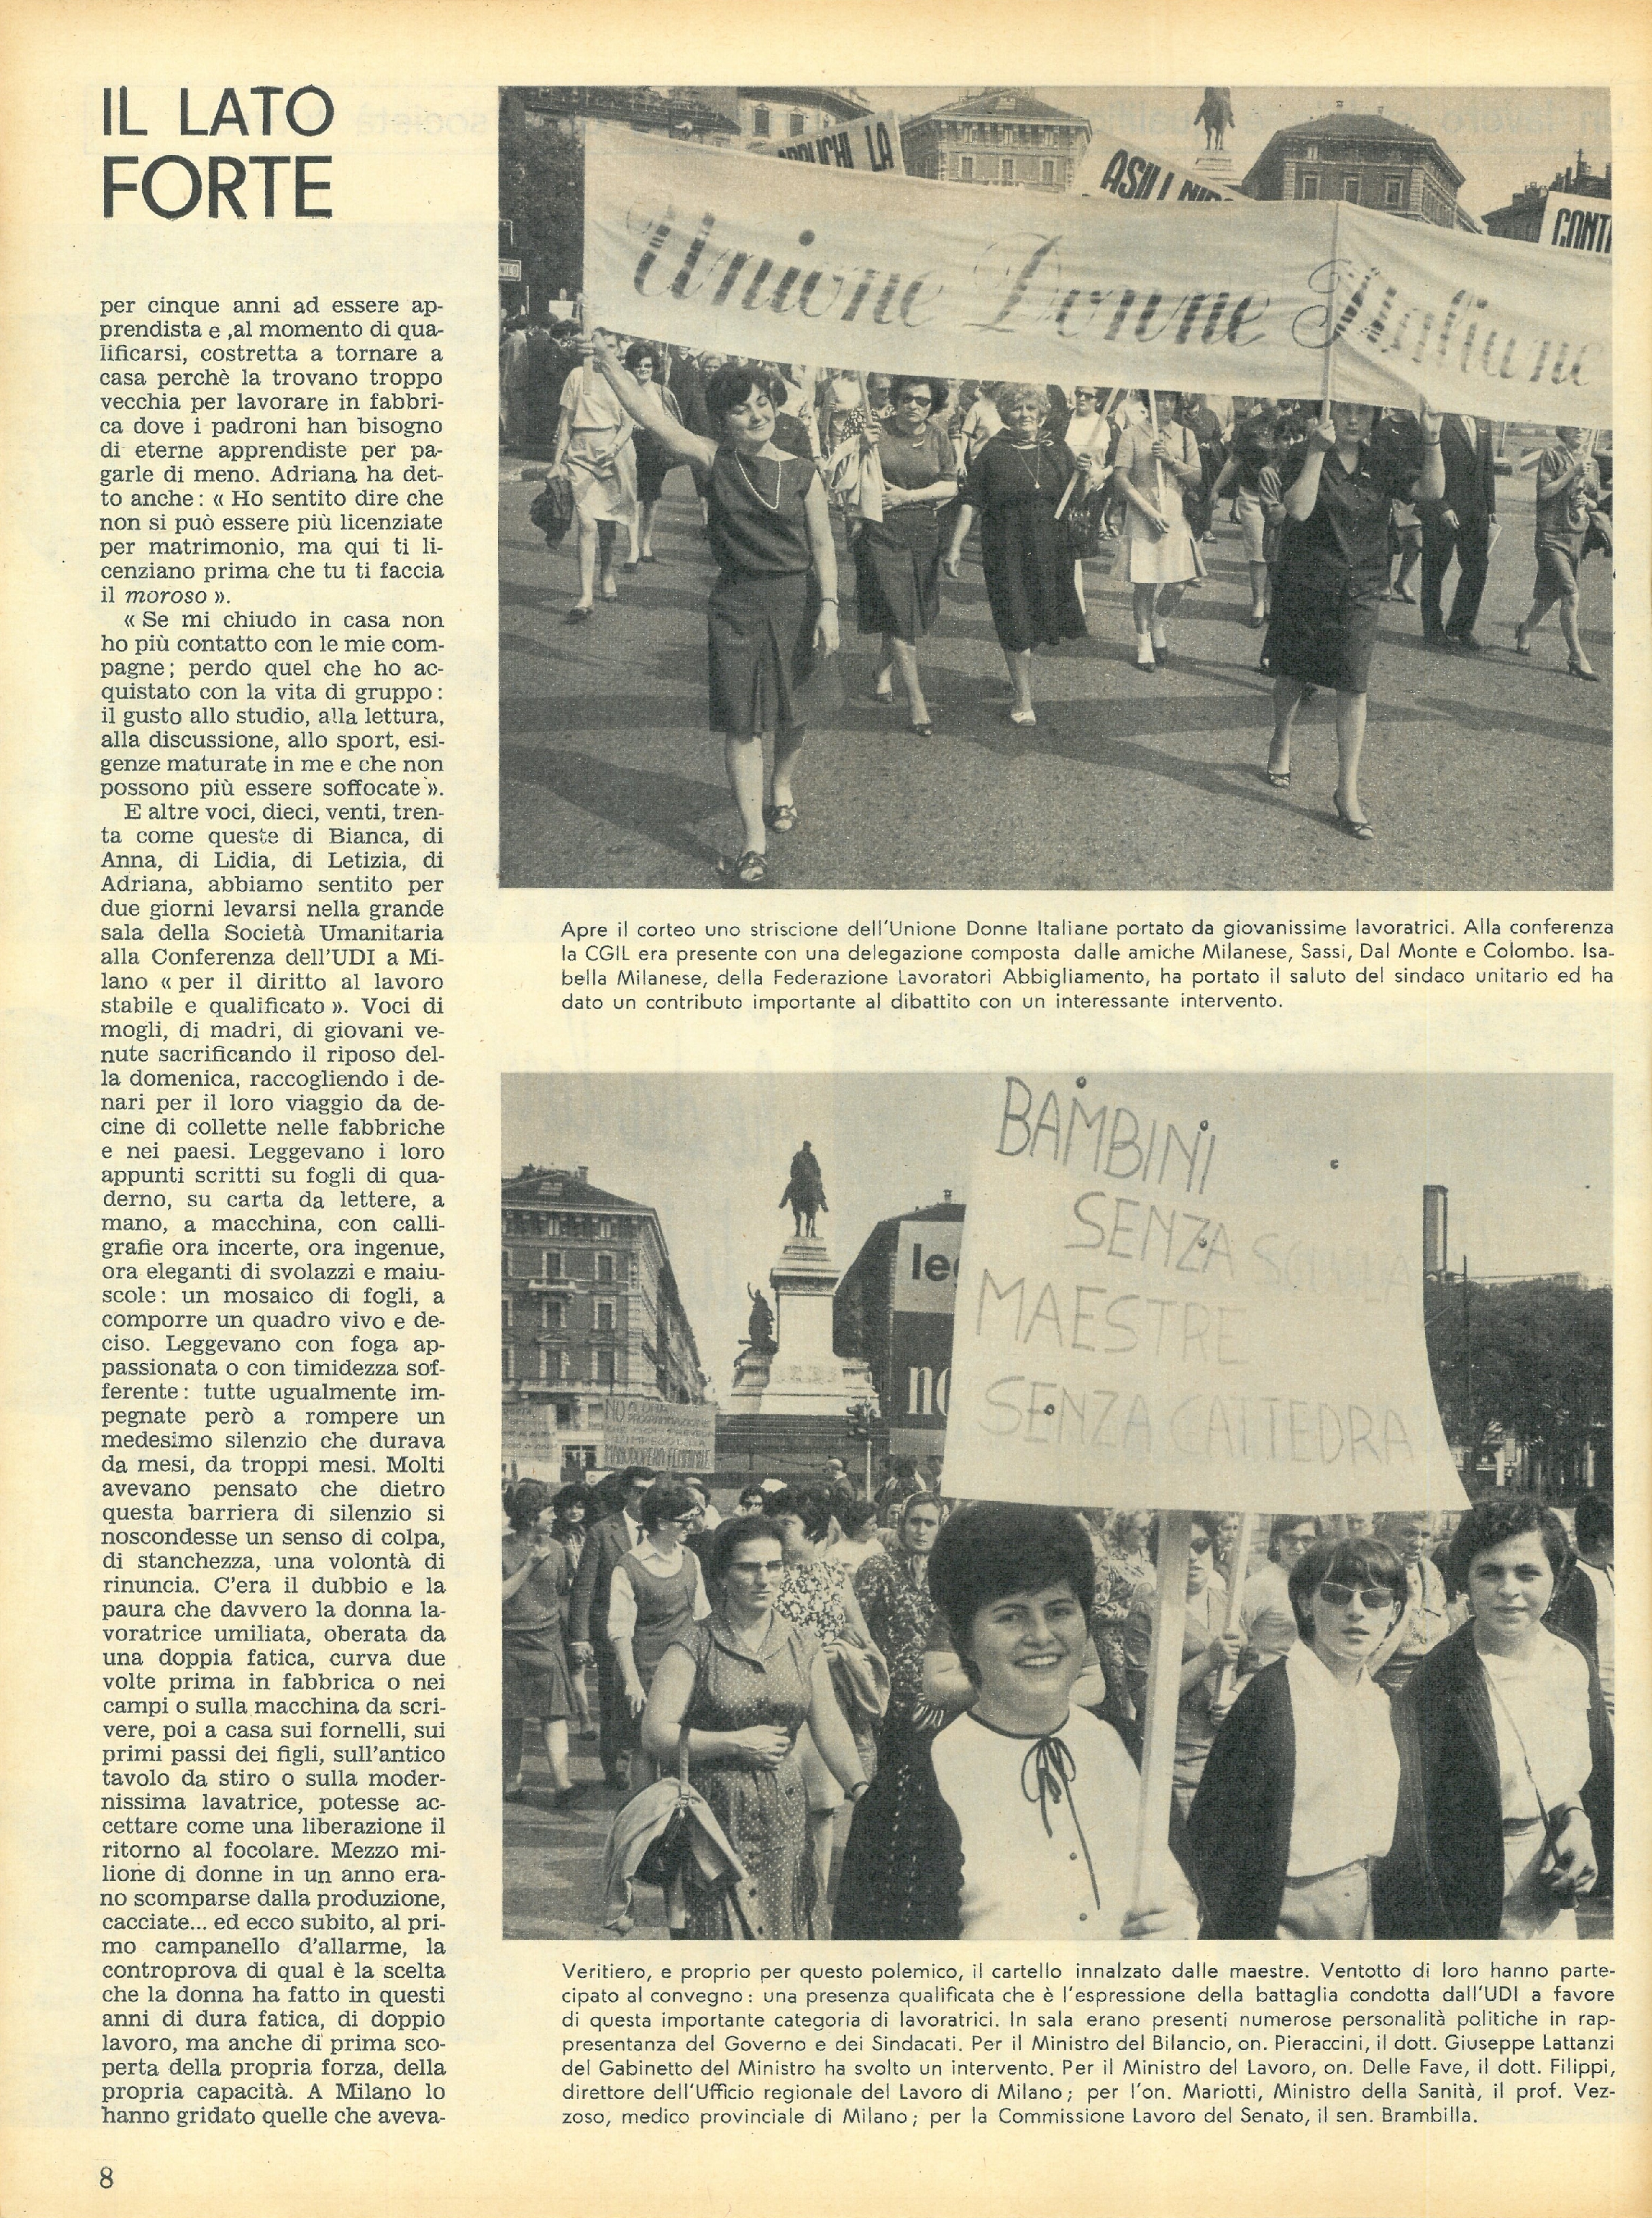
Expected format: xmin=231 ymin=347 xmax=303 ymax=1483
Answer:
xmin=1373 ymin=1621 xmax=1612 ymax=1940
xmin=1186 ymin=1659 xmax=1299 ymax=1939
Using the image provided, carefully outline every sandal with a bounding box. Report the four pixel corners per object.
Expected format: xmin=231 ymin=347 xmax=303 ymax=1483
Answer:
xmin=567 ymin=605 xmax=592 ymax=624
xmin=1334 ymin=798 xmax=1375 ymax=842
xmin=762 ymin=802 xmax=798 ymax=833
xmin=716 ymin=848 xmax=770 ymax=887
xmin=909 ymin=720 xmax=933 ymax=738
xmin=1265 ymin=760 xmax=1291 ymax=790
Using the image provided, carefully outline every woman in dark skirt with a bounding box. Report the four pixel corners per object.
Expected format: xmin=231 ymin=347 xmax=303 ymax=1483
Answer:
xmin=1261 ymin=393 xmax=1444 ymax=839
xmin=853 ymin=376 xmax=957 ymax=738
xmin=621 ymin=340 xmax=684 ymax=565
xmin=502 ymin=1479 xmax=579 ymax=1806
xmin=943 ymin=383 xmax=1090 ymax=728
xmin=591 ymin=337 xmax=842 ymax=887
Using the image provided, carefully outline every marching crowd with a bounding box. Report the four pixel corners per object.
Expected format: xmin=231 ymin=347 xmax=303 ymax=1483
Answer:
xmin=503 ymin=318 xmax=1613 ymax=883
xmin=503 ymin=1464 xmax=1614 ymax=1948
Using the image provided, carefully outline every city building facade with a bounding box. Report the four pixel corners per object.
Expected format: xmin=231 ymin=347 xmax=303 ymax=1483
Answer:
xmin=900 ymin=87 xmax=1091 ymax=191
xmin=1482 ymin=150 xmax=1611 ymax=241
xmin=501 ymin=1165 xmax=706 ymax=1455
xmin=1242 ymin=105 xmax=1475 ymax=229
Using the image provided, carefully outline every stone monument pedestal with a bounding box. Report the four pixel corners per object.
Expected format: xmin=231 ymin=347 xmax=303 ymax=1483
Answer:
xmin=726 ymin=1236 xmax=877 ymax=1417
xmin=1193 ymin=152 xmax=1237 ymax=188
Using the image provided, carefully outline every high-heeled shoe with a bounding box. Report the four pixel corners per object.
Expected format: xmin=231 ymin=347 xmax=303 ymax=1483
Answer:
xmin=1334 ymin=797 xmax=1375 ymax=842
xmin=1567 ymin=658 xmax=1601 ymax=682
xmin=1514 ymin=622 xmax=1531 ymax=656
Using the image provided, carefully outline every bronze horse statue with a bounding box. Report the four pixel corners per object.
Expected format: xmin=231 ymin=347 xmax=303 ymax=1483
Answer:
xmin=1195 ymin=88 xmax=1234 ymax=154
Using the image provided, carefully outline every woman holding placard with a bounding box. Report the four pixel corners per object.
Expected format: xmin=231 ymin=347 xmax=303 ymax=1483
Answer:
xmin=1188 ymin=1533 xmax=1407 ymax=1938
xmin=588 ymin=336 xmax=841 ymax=887
xmin=1259 ymin=393 xmax=1445 ymax=839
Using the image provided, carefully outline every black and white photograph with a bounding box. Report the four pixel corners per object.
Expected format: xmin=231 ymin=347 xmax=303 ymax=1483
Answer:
xmin=499 ymin=87 xmax=1612 ymax=891
xmin=499 ymin=1074 xmax=1613 ymax=1947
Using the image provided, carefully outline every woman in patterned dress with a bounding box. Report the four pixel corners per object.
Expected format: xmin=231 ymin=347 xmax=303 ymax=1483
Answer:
xmin=831 ymin=1494 xmax=947 ymax=1937
xmin=772 ymin=1487 xmax=883 ymax=1909
xmin=642 ymin=1517 xmax=868 ymax=1941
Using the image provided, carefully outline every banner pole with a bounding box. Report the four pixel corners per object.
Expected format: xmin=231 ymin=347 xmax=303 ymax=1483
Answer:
xmin=1131 ymin=1509 xmax=1191 ymax=1916
xmin=1212 ymin=1510 xmax=1254 ymax=1714
xmin=1146 ymin=389 xmax=1167 ymax=526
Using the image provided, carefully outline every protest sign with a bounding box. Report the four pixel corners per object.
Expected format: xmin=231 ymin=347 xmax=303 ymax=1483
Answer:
xmin=941 ymin=1074 xmax=1469 ymax=1516
xmin=1076 ymin=130 xmax=1237 ymax=205
xmin=1542 ymin=191 xmax=1612 ymax=254
xmin=597 ymin=1394 xmax=716 ymax=1474
xmin=582 ymin=122 xmax=1612 ymax=424
xmin=769 ymin=108 xmax=904 ymax=176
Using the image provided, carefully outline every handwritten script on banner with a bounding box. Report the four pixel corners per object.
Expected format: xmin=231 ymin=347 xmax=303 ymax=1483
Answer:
xmin=582 ymin=123 xmax=1611 ymax=425
xmin=941 ymin=1076 xmax=1468 ymax=1515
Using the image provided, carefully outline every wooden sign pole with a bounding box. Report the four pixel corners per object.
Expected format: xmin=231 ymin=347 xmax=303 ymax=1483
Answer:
xmin=1212 ymin=1511 xmax=1254 ymax=1715
xmin=1131 ymin=1509 xmax=1191 ymax=1915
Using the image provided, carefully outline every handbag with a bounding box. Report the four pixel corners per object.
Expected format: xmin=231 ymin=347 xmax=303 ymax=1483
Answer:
xmin=634 ymin=1725 xmax=697 ymax=1888
xmin=528 ymin=473 xmax=574 ymax=548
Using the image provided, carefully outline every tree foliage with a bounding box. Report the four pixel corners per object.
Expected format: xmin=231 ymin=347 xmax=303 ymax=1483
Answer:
xmin=499 ymin=92 xmax=585 ymax=307
xmin=1425 ymin=1280 xmax=1611 ymax=1477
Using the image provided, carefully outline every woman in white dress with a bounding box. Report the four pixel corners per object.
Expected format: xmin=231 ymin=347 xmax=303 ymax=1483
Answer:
xmin=550 ymin=330 xmax=639 ymax=621
xmin=1108 ymin=388 xmax=1205 ymax=670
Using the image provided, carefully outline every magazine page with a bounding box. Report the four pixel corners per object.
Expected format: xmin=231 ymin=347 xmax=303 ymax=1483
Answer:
xmin=2 ymin=3 xmax=1647 ymax=2215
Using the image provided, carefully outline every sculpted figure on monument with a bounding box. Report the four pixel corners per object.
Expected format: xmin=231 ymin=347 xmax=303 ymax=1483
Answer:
xmin=745 ymin=1283 xmax=777 ymax=1354
xmin=779 ymin=1141 xmax=828 ymax=1238
xmin=1195 ymin=87 xmax=1235 ymax=152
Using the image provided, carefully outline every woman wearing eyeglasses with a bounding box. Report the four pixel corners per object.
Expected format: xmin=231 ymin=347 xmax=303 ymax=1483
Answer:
xmin=1188 ymin=1533 xmax=1409 ymax=1939
xmin=1123 ymin=1513 xmax=1243 ymax=1823
xmin=1061 ymin=385 xmax=1114 ymax=615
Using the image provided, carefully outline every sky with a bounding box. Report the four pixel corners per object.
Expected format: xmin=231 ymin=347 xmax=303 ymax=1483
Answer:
xmin=858 ymin=86 xmax=1611 ymax=224
xmin=502 ymin=1074 xmax=1611 ymax=1401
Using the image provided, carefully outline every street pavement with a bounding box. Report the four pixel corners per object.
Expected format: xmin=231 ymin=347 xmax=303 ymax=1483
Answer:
xmin=499 ymin=459 xmax=1611 ymax=892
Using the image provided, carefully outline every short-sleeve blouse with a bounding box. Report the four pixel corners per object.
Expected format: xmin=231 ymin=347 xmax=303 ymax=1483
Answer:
xmin=1279 ymin=439 xmax=1420 ymax=580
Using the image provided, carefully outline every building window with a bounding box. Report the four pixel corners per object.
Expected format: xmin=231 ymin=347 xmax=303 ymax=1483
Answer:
xmin=502 ymin=1297 xmax=512 ymax=1331
xmin=1299 ymin=172 xmax=1320 ymax=200
xmin=1040 ymin=158 xmax=1055 ymax=186
xmin=502 ymin=1347 xmax=514 ymax=1383
xmin=958 ymin=154 xmax=974 ymax=181
xmin=752 ymin=105 xmax=770 ymax=137
xmin=1001 ymin=157 xmax=1015 ymax=185
xmin=789 ymin=111 xmax=805 ymax=137
xmin=595 ymin=1349 xmax=616 ymax=1387
xmin=595 ymin=1300 xmax=615 ymax=1333
xmin=1305 ymin=143 xmax=1319 ymax=162
xmin=542 ymin=1297 xmax=564 ymax=1331
xmin=502 ymin=1247 xmax=512 ymax=1278
xmin=1385 ymin=175 xmax=1404 ymax=207
xmin=596 ymin=1252 xmax=614 ymax=1284
xmin=1343 ymin=175 xmax=1360 ymax=203
xmin=598 ymin=1219 xmax=614 ymax=1240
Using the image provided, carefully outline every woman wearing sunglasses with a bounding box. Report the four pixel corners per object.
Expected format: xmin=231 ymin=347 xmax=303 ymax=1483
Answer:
xmin=1188 ymin=1532 xmax=1408 ymax=1938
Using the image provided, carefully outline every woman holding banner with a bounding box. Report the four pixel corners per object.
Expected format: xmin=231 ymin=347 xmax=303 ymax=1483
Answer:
xmin=1259 ymin=395 xmax=1445 ymax=839
xmin=1188 ymin=1533 xmax=1407 ymax=1939
xmin=588 ymin=337 xmax=842 ymax=887
xmin=943 ymin=385 xmax=1089 ymax=728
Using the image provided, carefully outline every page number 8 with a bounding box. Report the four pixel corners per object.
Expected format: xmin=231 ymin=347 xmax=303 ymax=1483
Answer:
xmin=100 ymin=2171 xmax=113 ymax=2190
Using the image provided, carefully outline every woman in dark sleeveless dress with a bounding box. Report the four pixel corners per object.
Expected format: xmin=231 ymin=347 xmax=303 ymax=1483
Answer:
xmin=849 ymin=377 xmax=957 ymax=738
xmin=590 ymin=336 xmax=842 ymax=887
xmin=609 ymin=1482 xmax=710 ymax=1792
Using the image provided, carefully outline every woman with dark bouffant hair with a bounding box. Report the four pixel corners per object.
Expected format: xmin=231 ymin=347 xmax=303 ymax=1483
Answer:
xmin=836 ymin=1502 xmax=1196 ymax=1942
xmin=1189 ymin=1532 xmax=1407 ymax=1937
xmin=588 ymin=337 xmax=841 ymax=888
xmin=1375 ymin=1495 xmax=1611 ymax=1940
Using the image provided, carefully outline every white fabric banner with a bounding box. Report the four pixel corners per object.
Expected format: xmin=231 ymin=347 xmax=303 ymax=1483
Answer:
xmin=940 ymin=1075 xmax=1470 ymax=1515
xmin=583 ymin=122 xmax=1612 ymax=424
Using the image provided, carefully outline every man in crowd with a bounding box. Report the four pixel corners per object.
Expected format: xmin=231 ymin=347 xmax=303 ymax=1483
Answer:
xmin=1420 ymin=410 xmax=1496 ymax=652
xmin=1370 ymin=1510 xmax=1452 ymax=1694
xmin=569 ymin=1465 xmax=654 ymax=1791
